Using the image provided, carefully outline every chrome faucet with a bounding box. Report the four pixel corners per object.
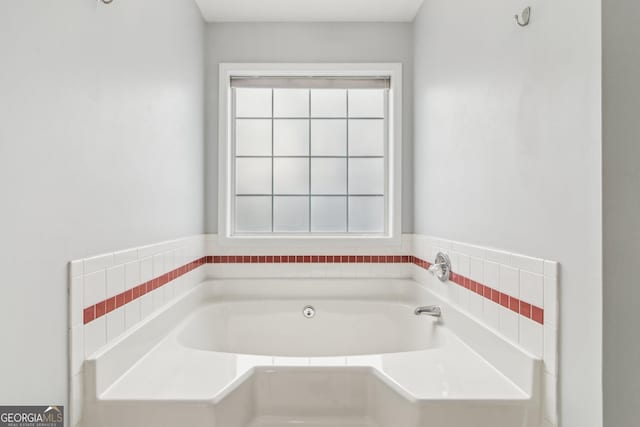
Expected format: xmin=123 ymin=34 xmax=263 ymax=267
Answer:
xmin=414 ymin=305 xmax=442 ymax=318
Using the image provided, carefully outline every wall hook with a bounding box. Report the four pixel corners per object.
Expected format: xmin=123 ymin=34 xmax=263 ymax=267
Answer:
xmin=100 ymin=0 xmax=114 ymax=4
xmin=514 ymin=6 xmax=531 ymax=27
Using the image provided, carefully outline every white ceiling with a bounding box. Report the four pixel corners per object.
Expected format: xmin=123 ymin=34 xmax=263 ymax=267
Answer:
xmin=194 ymin=0 xmax=425 ymax=22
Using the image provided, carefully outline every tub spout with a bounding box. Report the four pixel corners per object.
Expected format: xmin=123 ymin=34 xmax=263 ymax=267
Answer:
xmin=414 ymin=305 xmax=441 ymax=318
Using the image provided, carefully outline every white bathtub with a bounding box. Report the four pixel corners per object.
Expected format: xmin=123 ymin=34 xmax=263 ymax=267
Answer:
xmin=178 ymin=299 xmax=443 ymax=356
xmin=84 ymin=279 xmax=542 ymax=427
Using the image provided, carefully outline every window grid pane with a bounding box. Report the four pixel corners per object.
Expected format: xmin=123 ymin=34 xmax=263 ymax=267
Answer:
xmin=232 ymin=87 xmax=387 ymax=235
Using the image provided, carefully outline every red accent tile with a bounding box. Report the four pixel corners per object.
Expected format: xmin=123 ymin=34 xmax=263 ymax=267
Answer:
xmin=520 ymin=301 xmax=532 ymax=318
xmin=116 ymin=293 xmax=125 ymax=308
xmin=319 ymin=256 xmax=326 ymax=263
xmin=312 ymin=256 xmax=319 ymax=263
xmin=364 ymin=255 xmax=371 ymax=263
xmin=483 ymin=285 xmax=492 ymax=299
xmin=509 ymin=297 xmax=520 ymax=313
xmin=476 ymin=283 xmax=485 ymax=296
xmin=500 ymin=292 xmax=509 ymax=308
xmin=357 ymin=256 xmax=364 ymax=263
xmin=401 ymin=255 xmax=409 ymax=263
xmin=349 ymin=256 xmax=356 ymax=263
xmin=267 ymin=256 xmax=274 ymax=263
xmin=304 ymin=256 xmax=311 ymax=263
xmin=371 ymin=255 xmax=378 ymax=263
xmin=83 ymin=307 xmax=95 ymax=324
xmin=258 ymin=256 xmax=265 ymax=263
xmin=491 ymin=289 xmax=500 ymax=303
xmin=124 ymin=290 xmax=133 ymax=304
xmin=105 ymin=297 xmax=116 ymax=314
xmin=221 ymin=256 xmax=228 ymax=263
xmin=95 ymin=301 xmax=106 ymax=318
xmin=295 ymin=256 xmax=303 ymax=263
xmin=531 ymin=306 xmax=544 ymax=324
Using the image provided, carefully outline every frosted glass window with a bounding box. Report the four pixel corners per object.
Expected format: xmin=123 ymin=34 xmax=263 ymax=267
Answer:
xmin=236 ymin=158 xmax=271 ymax=194
xmin=236 ymin=88 xmax=272 ymax=117
xmin=348 ymin=120 xmax=384 ymax=156
xmin=230 ymin=79 xmax=389 ymax=236
xmin=274 ymin=197 xmax=309 ymax=232
xmin=236 ymin=120 xmax=272 ymax=156
xmin=349 ymin=158 xmax=384 ymax=195
xmin=273 ymin=158 xmax=309 ymax=194
xmin=311 ymin=197 xmax=347 ymax=232
xmin=311 ymin=120 xmax=347 ymax=156
xmin=311 ymin=90 xmax=347 ymax=117
xmin=236 ymin=197 xmax=272 ymax=233
xmin=349 ymin=197 xmax=384 ymax=233
xmin=348 ymin=89 xmax=385 ymax=118
xmin=274 ymin=89 xmax=309 ymax=117
xmin=274 ymin=120 xmax=309 ymax=156
xmin=311 ymin=158 xmax=347 ymax=194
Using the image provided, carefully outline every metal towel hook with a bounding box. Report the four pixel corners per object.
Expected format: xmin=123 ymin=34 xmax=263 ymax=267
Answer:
xmin=100 ymin=0 xmax=114 ymax=4
xmin=515 ymin=6 xmax=531 ymax=27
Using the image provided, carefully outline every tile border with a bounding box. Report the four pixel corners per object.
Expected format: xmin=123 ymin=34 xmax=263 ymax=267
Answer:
xmin=81 ymin=254 xmax=543 ymax=325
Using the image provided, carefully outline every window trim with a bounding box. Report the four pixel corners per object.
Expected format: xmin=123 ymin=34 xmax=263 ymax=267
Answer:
xmin=218 ymin=63 xmax=402 ymax=248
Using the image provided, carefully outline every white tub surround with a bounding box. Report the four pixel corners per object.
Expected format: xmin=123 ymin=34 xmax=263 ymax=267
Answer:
xmin=84 ymin=279 xmax=540 ymax=427
xmin=70 ymin=233 xmax=558 ymax=427
xmin=412 ymin=234 xmax=559 ymax=427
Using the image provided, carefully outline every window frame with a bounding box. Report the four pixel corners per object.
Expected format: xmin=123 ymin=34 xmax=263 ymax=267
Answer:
xmin=218 ymin=63 xmax=402 ymax=248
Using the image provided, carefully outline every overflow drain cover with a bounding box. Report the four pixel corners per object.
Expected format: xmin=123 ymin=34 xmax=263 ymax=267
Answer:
xmin=302 ymin=305 xmax=315 ymax=318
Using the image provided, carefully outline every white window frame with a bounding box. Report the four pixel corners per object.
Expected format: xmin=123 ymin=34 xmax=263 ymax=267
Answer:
xmin=218 ymin=63 xmax=402 ymax=248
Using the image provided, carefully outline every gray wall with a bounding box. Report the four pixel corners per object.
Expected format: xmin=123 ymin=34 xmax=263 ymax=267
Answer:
xmin=0 ymin=0 xmax=204 ymax=407
xmin=603 ymin=1 xmax=640 ymax=425
xmin=413 ymin=0 xmax=602 ymax=426
xmin=205 ymin=23 xmax=414 ymax=233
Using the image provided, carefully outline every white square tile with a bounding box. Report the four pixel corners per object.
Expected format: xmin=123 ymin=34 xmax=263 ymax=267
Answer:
xmin=468 ymin=293 xmax=484 ymax=319
xmin=83 ymin=270 xmax=106 ymax=307
xmin=458 ymin=287 xmax=470 ymax=311
xmin=106 ymin=264 xmax=125 ymax=298
xmin=84 ymin=317 xmax=106 ymax=357
xmin=544 ymin=276 xmax=558 ymax=327
xmin=164 ymin=251 xmax=176 ymax=272
xmin=124 ymin=261 xmax=140 ymax=289
xmin=113 ymin=248 xmax=137 ymax=265
xmin=483 ymin=300 xmax=500 ymax=331
xmin=140 ymin=257 xmax=153 ymax=282
xmin=456 ymin=253 xmax=470 ymax=277
xmin=70 ymin=325 xmax=84 ymax=376
xmin=520 ymin=270 xmax=544 ymax=307
xmin=484 ymin=261 xmax=499 ymax=288
xmin=544 ymin=260 xmax=559 ymax=278
xmin=84 ymin=253 xmax=114 ymax=274
xmin=511 ymin=253 xmax=544 ymax=274
xmin=152 ymin=288 xmax=164 ymax=310
xmin=499 ymin=264 xmax=519 ymax=297
xmin=499 ymin=308 xmax=519 ymax=343
xmin=519 ymin=317 xmax=543 ymax=357
xmin=69 ymin=276 xmax=84 ymax=328
xmin=106 ymin=307 xmax=126 ymax=342
xmin=69 ymin=260 xmax=84 ymax=278
xmin=125 ymin=300 xmax=141 ymax=329
xmin=469 ymin=257 xmax=484 ymax=282
xmin=484 ymin=248 xmax=512 ymax=265
xmin=153 ymin=254 xmax=165 ymax=276
xmin=140 ymin=294 xmax=154 ymax=320
xmin=544 ymin=326 xmax=558 ymax=375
